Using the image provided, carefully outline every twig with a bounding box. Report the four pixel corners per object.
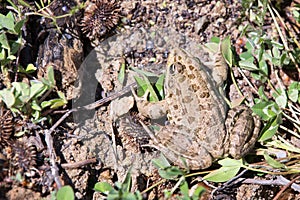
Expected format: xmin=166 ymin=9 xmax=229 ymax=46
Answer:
xmin=273 ymin=175 xmax=300 ymax=200
xmin=211 ymin=175 xmax=300 ymax=197
xmin=45 ymin=129 xmax=62 ymax=189
xmin=241 ymin=175 xmax=300 ymax=192
xmin=61 ymin=158 xmax=97 ymax=169
xmin=46 ymin=82 xmax=137 ymax=136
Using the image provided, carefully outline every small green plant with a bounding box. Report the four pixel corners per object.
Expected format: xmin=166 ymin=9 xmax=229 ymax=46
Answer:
xmin=0 ymin=7 xmax=68 ymax=123
xmin=152 ymin=155 xmax=205 ymax=199
xmin=0 ymin=11 xmax=25 ymax=64
xmin=0 ymin=66 xmax=67 ymax=122
xmin=0 ymin=10 xmax=26 ymax=87
xmin=94 ymin=169 xmax=142 ymax=200
xmin=120 ymin=63 xmax=166 ymax=103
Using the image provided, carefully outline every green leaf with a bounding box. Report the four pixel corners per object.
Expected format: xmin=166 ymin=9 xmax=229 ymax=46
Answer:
xmin=31 ymin=100 xmax=42 ymax=111
xmin=94 ymin=182 xmax=114 ymax=194
xmin=7 ymin=55 xmax=16 ymax=60
xmin=210 ymin=36 xmax=221 ymax=43
xmin=239 ymin=51 xmax=253 ymax=60
xmin=192 ymin=186 xmax=205 ymax=200
xmin=119 ymin=192 xmax=138 ymax=200
xmin=57 ymin=91 xmax=67 ymax=103
xmin=203 ymin=166 xmax=240 ymax=182
xmin=56 ymin=185 xmax=74 ymax=200
xmin=273 ymin=90 xmax=287 ymax=108
xmin=280 ymin=52 xmax=290 ymax=65
xmin=204 ymin=42 xmax=219 ymax=53
xmin=270 ymin=40 xmax=284 ymax=49
xmin=41 ymin=77 xmax=51 ymax=87
xmin=12 ymin=82 xmax=30 ymax=103
xmin=251 ymin=101 xmax=281 ymax=121
xmin=239 ymin=58 xmax=258 ymax=71
xmin=114 ymin=181 xmax=122 ymax=190
xmin=143 ymin=76 xmax=159 ymax=102
xmin=158 ymin=166 xmax=184 ymax=180
xmin=14 ymin=19 xmax=26 ymax=34
xmin=134 ymin=75 xmax=159 ymax=102
xmin=134 ymin=191 xmax=143 ymax=200
xmin=25 ymin=64 xmax=37 ymax=73
xmin=259 ymin=115 xmax=281 ymax=142
xmin=0 ymin=48 xmax=6 ymax=60
xmin=10 ymin=36 xmax=22 ymax=54
xmin=29 ymin=80 xmax=46 ymax=99
xmin=32 ymin=110 xmax=41 ymax=121
xmin=0 ymin=88 xmax=15 ymax=108
xmin=134 ymin=76 xmax=148 ymax=97
xmin=218 ymin=157 xmax=243 ymax=167
xmin=258 ymin=60 xmax=268 ymax=76
xmin=263 ymin=152 xmax=286 ymax=169
xmin=266 ymin=137 xmax=300 ymax=153
xmin=257 ymin=44 xmax=264 ymax=62
xmin=164 ymin=190 xmax=172 ymax=199
xmin=257 ymin=86 xmax=268 ymax=101
xmin=221 ymin=36 xmax=233 ymax=67
xmin=118 ymin=62 xmax=126 ymax=85
xmin=45 ymin=99 xmax=67 ymax=109
xmin=153 ymin=155 xmax=184 ymax=180
xmin=272 ymin=46 xmax=280 ymax=59
xmin=152 ymin=154 xmax=171 ymax=169
xmin=0 ymin=12 xmax=15 ymax=31
xmin=121 ymin=168 xmax=132 ymax=192
xmin=180 ymin=180 xmax=189 ymax=199
xmin=245 ymin=40 xmax=254 ymax=51
xmin=0 ymin=33 xmax=10 ymax=50
xmin=155 ymin=74 xmax=165 ymax=99
xmin=288 ymin=82 xmax=300 ymax=102
xmin=41 ymin=100 xmax=52 ymax=108
xmin=203 ymin=158 xmax=242 ymax=182
xmin=47 ymin=66 xmax=56 ymax=87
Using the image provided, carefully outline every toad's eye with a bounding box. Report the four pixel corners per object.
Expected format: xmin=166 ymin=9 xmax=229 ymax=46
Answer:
xmin=169 ymin=63 xmax=176 ymax=75
xmin=169 ymin=62 xmax=184 ymax=75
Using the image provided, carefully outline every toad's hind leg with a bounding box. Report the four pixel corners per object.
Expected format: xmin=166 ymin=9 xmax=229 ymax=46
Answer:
xmin=140 ymin=121 xmax=213 ymax=170
xmin=226 ymin=105 xmax=261 ymax=159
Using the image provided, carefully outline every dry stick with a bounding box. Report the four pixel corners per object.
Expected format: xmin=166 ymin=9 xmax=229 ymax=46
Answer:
xmin=272 ymin=175 xmax=300 ymax=200
xmin=241 ymin=175 xmax=300 ymax=192
xmin=47 ymin=82 xmax=137 ymax=135
xmin=212 ymin=174 xmax=300 ymax=197
xmin=61 ymin=158 xmax=97 ymax=169
xmin=45 ymin=129 xmax=62 ymax=188
xmin=44 ymin=83 xmax=137 ymax=189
